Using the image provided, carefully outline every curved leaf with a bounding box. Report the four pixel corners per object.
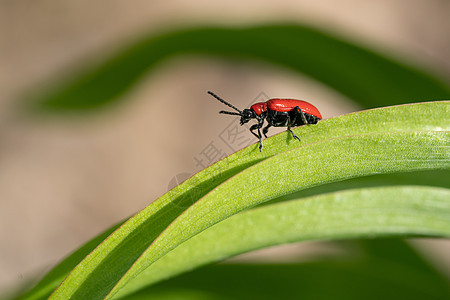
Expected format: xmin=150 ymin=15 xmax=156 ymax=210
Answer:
xmin=116 ymin=186 xmax=450 ymax=298
xmin=30 ymin=24 xmax=450 ymax=112
xmin=267 ymin=168 xmax=450 ymax=205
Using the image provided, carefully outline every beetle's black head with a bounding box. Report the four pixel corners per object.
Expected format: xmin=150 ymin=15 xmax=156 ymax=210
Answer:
xmin=240 ymin=109 xmax=256 ymax=125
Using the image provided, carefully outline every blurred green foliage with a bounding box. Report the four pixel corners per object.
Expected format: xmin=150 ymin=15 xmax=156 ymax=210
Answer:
xmin=29 ymin=24 xmax=450 ymax=112
xmin=126 ymin=240 xmax=449 ymax=300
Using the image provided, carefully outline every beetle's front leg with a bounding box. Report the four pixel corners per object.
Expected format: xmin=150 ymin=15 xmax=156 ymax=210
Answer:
xmin=250 ymin=123 xmax=264 ymax=151
xmin=249 ymin=124 xmax=260 ymax=139
xmin=257 ymin=117 xmax=266 ymax=150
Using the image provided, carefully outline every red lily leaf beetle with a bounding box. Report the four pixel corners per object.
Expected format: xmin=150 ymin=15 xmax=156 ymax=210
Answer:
xmin=208 ymin=91 xmax=322 ymax=151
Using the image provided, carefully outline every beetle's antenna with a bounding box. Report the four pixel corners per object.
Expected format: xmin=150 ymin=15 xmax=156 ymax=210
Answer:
xmin=219 ymin=110 xmax=241 ymax=116
xmin=208 ymin=91 xmax=242 ymax=114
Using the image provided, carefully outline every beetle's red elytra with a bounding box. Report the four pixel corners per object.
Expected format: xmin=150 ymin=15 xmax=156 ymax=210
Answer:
xmin=266 ymin=99 xmax=322 ymax=118
xmin=208 ymin=91 xmax=322 ymax=151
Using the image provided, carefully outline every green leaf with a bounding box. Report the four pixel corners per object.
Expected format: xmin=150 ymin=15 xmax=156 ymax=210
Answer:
xmin=115 ymin=186 xmax=450 ymax=299
xmin=50 ymin=128 xmax=449 ymax=298
xmin=14 ymin=101 xmax=450 ymax=300
xmin=29 ymin=24 xmax=450 ymax=112
xmin=267 ymin=169 xmax=450 ymax=204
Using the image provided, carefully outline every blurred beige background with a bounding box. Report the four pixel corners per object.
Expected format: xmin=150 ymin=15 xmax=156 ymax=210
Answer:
xmin=1 ymin=0 xmax=449 ymax=294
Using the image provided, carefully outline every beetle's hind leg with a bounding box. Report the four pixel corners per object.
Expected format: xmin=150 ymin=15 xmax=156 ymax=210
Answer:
xmin=287 ymin=125 xmax=301 ymax=142
xmin=294 ymin=106 xmax=309 ymax=125
xmin=287 ymin=108 xmax=302 ymax=142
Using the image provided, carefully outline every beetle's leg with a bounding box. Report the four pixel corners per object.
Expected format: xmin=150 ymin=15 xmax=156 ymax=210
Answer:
xmin=287 ymin=125 xmax=301 ymax=142
xmin=294 ymin=106 xmax=308 ymax=125
xmin=262 ymin=124 xmax=271 ymax=138
xmin=258 ymin=127 xmax=263 ymax=151
xmin=287 ymin=113 xmax=301 ymax=142
xmin=257 ymin=117 xmax=266 ymax=151
xmin=250 ymin=123 xmax=264 ymax=151
xmin=249 ymin=124 xmax=260 ymax=139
